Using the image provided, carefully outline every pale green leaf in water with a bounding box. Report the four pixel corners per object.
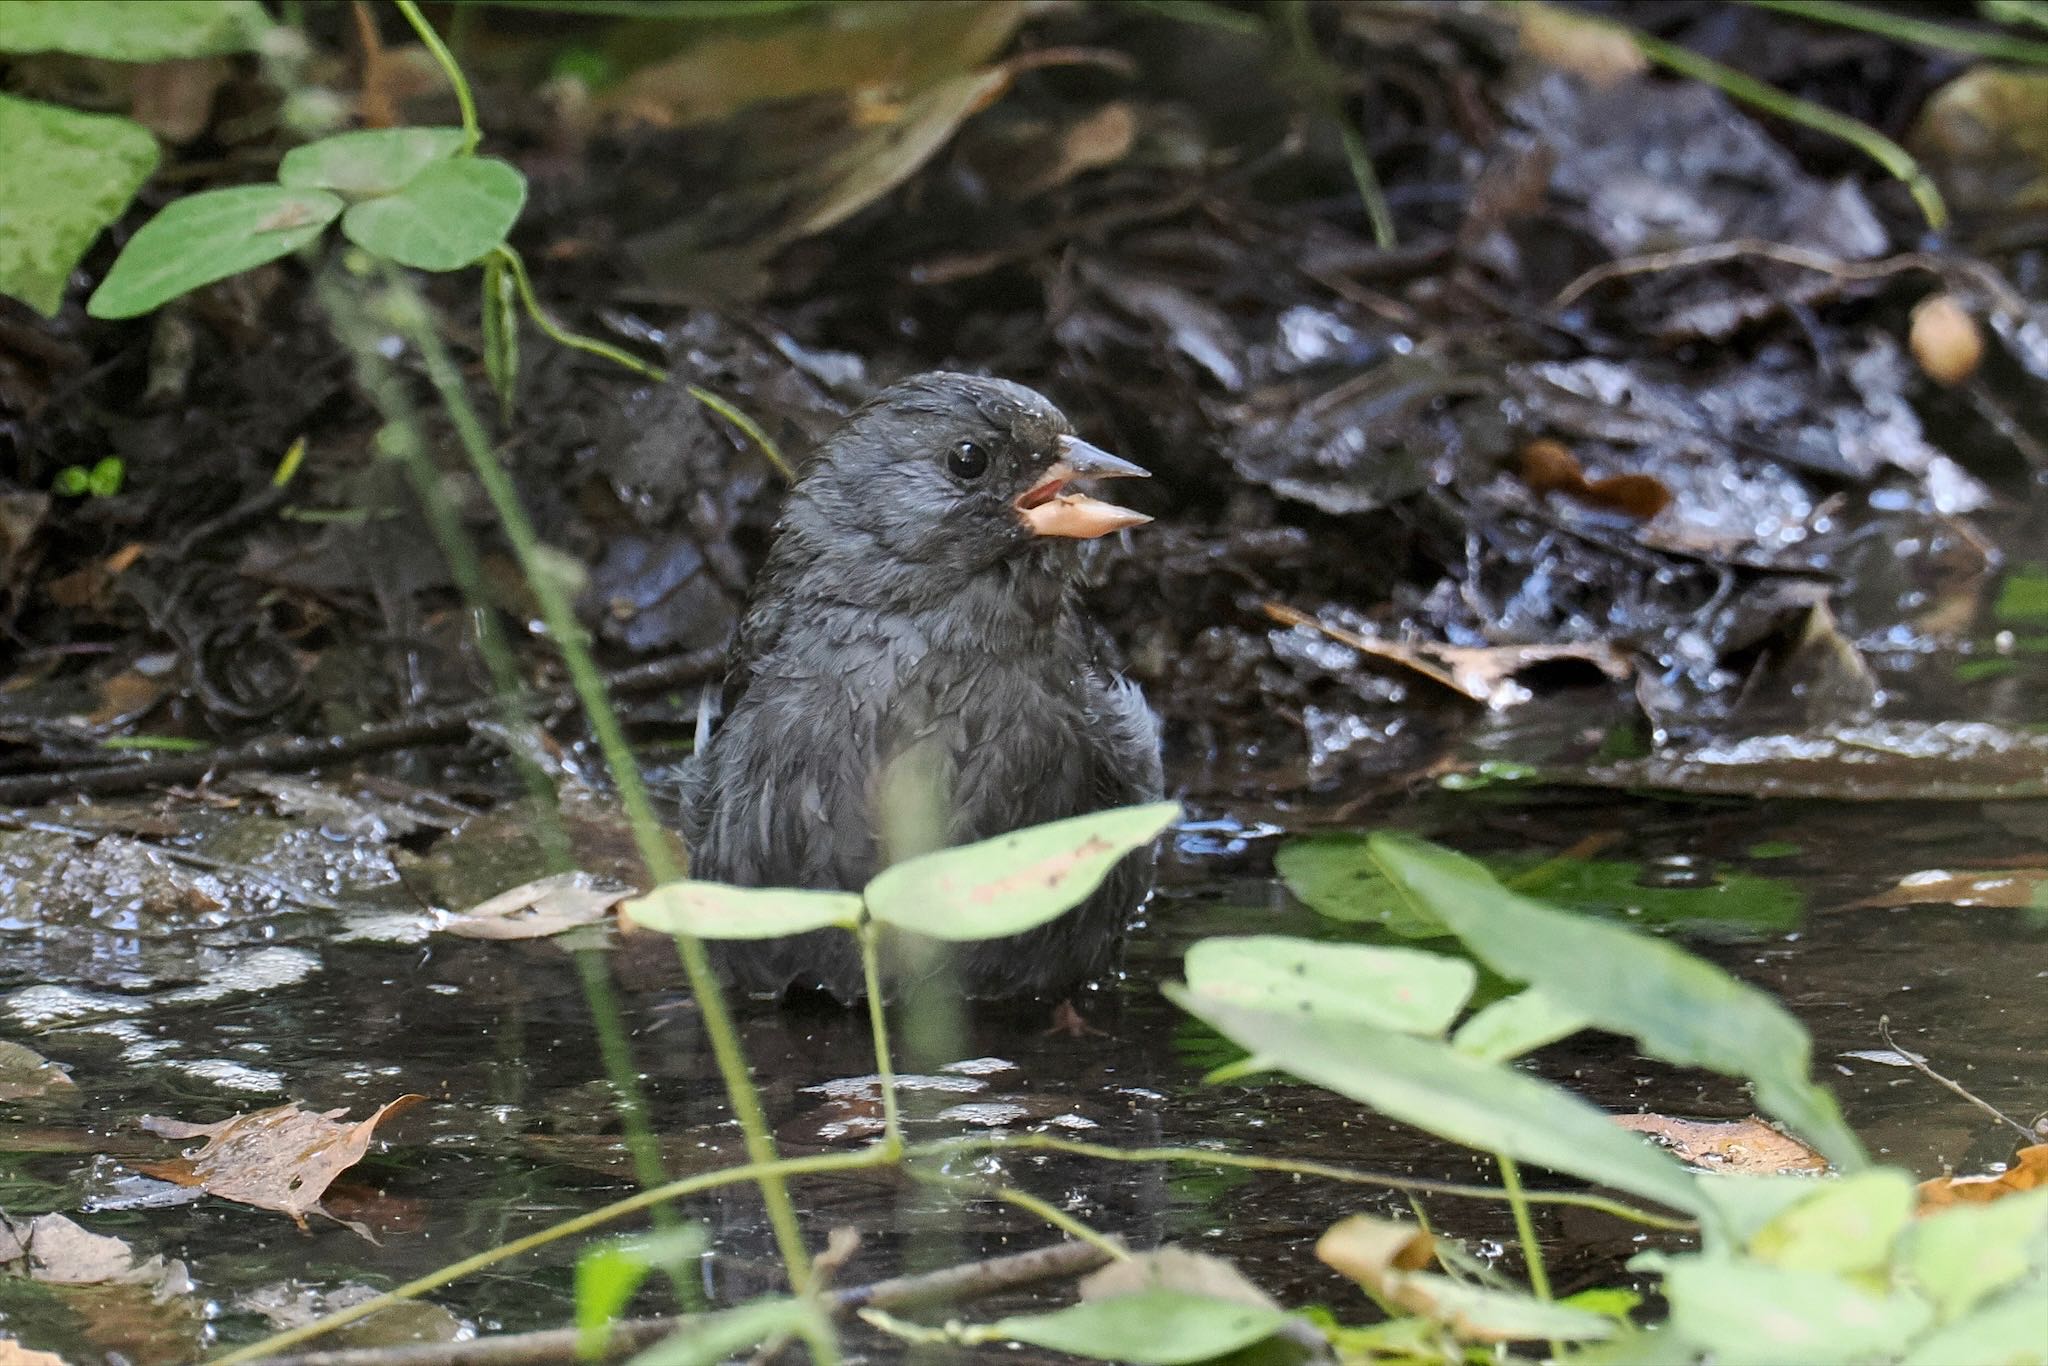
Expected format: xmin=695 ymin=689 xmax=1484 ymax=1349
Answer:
xmin=576 ymin=1224 xmax=708 ymax=1358
xmin=1183 ymin=935 xmax=1473 ymax=1036
xmin=1168 ymin=986 xmax=1703 ymax=1217
xmin=985 ymin=1289 xmax=1296 ymax=1364
xmin=630 ymin=1296 xmax=823 ymax=1366
xmin=1368 ymin=834 xmax=1868 ymax=1172
xmin=0 ymin=0 xmax=270 ymax=60
xmin=0 ymin=94 xmax=159 ymax=316
xmin=87 ymin=184 xmax=341 ymax=319
xmin=1274 ymin=834 xmax=1446 ymax=937
xmin=1659 ymin=1255 xmax=1934 ymax=1365
xmin=1747 ymin=1168 xmax=1914 ymax=1275
xmin=1900 ymin=1187 xmax=2048 ymax=1322
xmin=1452 ymin=986 xmax=1591 ymax=1062
xmin=278 ymin=127 xmax=467 ymax=198
xmin=341 ymin=158 xmax=527 ymax=271
xmin=864 ymin=801 xmax=1177 ymax=941
xmin=624 ymin=882 xmax=861 ymax=940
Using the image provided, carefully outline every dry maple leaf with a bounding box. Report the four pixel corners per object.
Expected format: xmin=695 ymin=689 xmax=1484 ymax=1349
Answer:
xmin=1917 ymin=1143 xmax=2048 ymax=1211
xmin=1613 ymin=1113 xmax=1831 ymax=1174
xmin=137 ymin=1096 xmax=423 ymax=1227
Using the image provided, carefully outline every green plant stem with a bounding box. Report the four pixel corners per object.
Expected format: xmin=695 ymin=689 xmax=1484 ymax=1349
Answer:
xmin=208 ymin=1149 xmax=888 ymax=1365
xmin=1279 ymin=0 xmax=1396 ymax=249
xmin=964 ymin=1135 xmax=1697 ymax=1230
xmin=1496 ymin=1153 xmax=1551 ymax=1301
xmin=573 ymin=946 xmax=688 ymax=1220
xmin=489 ymin=246 xmax=793 ymax=479
xmin=1750 ymin=0 xmax=2048 ymax=64
xmin=1604 ymin=15 xmax=1949 ymax=230
xmin=393 ymin=0 xmax=480 ymax=153
xmin=380 ymin=272 xmax=813 ymax=1294
xmin=857 ymin=924 xmax=902 ymax=1154
xmin=918 ymin=1172 xmax=1128 ymax=1261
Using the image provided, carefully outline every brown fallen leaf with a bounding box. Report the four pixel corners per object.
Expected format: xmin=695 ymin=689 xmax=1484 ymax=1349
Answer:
xmin=1851 ymin=868 xmax=2048 ymax=911
xmin=1264 ymin=601 xmax=1632 ymax=708
xmin=1 ymin=1213 xmax=179 ymax=1289
xmin=1917 ymin=1144 xmax=2048 ymax=1211
xmin=441 ymin=870 xmax=632 ymax=940
xmin=137 ymin=1096 xmax=423 ymax=1228
xmin=1612 ymin=1113 xmax=1830 ymax=1174
xmin=0 ymin=1337 xmax=69 ymax=1366
xmin=1318 ymin=1213 xmax=1614 ymax=1343
xmin=0 ymin=1041 xmax=76 ymax=1104
xmin=1519 ymin=437 xmax=1674 ymax=521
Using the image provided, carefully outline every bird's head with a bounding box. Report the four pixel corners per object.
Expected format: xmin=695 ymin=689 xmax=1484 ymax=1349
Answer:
xmin=789 ymin=372 xmax=1150 ymax=593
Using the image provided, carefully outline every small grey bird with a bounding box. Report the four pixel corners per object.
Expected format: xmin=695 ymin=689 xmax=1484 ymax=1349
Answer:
xmin=681 ymin=372 xmax=1164 ymax=1001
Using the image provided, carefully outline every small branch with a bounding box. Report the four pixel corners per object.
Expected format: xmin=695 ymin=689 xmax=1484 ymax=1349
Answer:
xmin=252 ymin=1241 xmax=1113 ymax=1366
xmin=0 ymin=649 xmax=729 ymax=807
xmin=1878 ymin=1016 xmax=2036 ymax=1141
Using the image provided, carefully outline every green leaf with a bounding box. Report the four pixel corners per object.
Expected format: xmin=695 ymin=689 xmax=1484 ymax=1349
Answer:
xmin=864 ymin=801 xmax=1179 ymax=942
xmin=623 ymin=881 xmax=861 ymax=940
xmin=1184 ymin=936 xmax=1474 ymax=1036
xmin=1747 ymin=1169 xmax=1914 ymax=1275
xmin=1275 ymin=834 xmax=1447 ymax=937
xmin=0 ymin=94 xmax=159 ymax=316
xmin=1994 ymin=563 xmax=2048 ymax=626
xmin=1168 ymin=986 xmax=1703 ymax=1217
xmin=85 ymin=457 xmax=124 ymax=497
xmin=985 ymin=1290 xmax=1295 ymax=1364
xmin=341 ymin=158 xmax=527 ymax=271
xmin=0 ymin=0 xmax=270 ymax=59
xmin=1693 ymin=1173 xmax=1846 ymax=1252
xmin=87 ymin=184 xmax=341 ymax=319
xmin=279 ymin=127 xmax=468 ymax=198
xmin=1368 ymin=834 xmax=1868 ymax=1172
xmin=1452 ymin=987 xmax=1591 ymax=1062
xmin=1383 ymin=1273 xmax=1617 ymax=1343
xmin=1660 ymin=1255 xmax=1934 ymax=1365
xmin=575 ymin=1225 xmax=708 ymax=1357
xmin=1901 ymin=1188 xmax=2048 ymax=1321
xmin=1899 ymin=1276 xmax=2048 ymax=1366
xmin=631 ymin=1297 xmax=823 ymax=1366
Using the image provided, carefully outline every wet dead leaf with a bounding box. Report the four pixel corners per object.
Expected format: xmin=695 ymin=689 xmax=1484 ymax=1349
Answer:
xmin=1081 ymin=1246 xmax=1280 ymax=1311
xmin=1014 ymin=101 xmax=1137 ymax=198
xmin=1612 ymin=1114 xmax=1830 ymax=1175
xmin=1318 ymin=1213 xmax=1614 ymax=1343
xmin=603 ymin=1 xmax=1025 ymax=129
xmin=85 ymin=668 xmax=167 ymax=728
xmin=1918 ymin=1145 xmax=2048 ymax=1211
xmin=0 ymin=1337 xmax=68 ymax=1366
xmin=1912 ymin=66 xmax=2048 ymax=214
xmin=125 ymin=56 xmax=232 ymax=143
xmin=1265 ymin=601 xmax=1632 ymax=708
xmin=1316 ymin=1214 xmax=1439 ymax=1285
xmin=0 ymin=1041 xmax=76 ymax=1103
xmin=137 ymin=1096 xmax=423 ymax=1227
xmin=1569 ymin=721 xmax=2048 ymax=801
xmin=1852 ymin=868 xmax=2048 ymax=911
xmin=2 ymin=1213 xmax=172 ymax=1287
xmin=1518 ymin=438 xmax=1672 ymax=521
xmin=443 ymin=871 xmax=632 ymax=940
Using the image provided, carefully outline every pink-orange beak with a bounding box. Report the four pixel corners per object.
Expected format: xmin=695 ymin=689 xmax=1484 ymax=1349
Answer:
xmin=1015 ymin=435 xmax=1152 ymax=539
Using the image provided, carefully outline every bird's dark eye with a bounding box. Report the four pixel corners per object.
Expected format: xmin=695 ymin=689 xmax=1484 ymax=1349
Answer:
xmin=946 ymin=440 xmax=989 ymax=481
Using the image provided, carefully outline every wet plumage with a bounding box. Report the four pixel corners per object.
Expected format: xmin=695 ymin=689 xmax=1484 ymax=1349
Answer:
xmin=680 ymin=372 xmax=1164 ymax=1001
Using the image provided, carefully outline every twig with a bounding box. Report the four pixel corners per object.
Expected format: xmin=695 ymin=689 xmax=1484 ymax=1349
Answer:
xmin=0 ymin=647 xmax=728 ymax=806
xmin=1552 ymin=240 xmax=2029 ymax=315
xmin=1877 ymin=1016 xmax=2036 ymax=1141
xmin=251 ymin=1241 xmax=1113 ymax=1366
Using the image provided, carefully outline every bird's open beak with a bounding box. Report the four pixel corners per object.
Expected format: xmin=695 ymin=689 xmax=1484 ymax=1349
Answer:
xmin=1015 ymin=435 xmax=1152 ymax=539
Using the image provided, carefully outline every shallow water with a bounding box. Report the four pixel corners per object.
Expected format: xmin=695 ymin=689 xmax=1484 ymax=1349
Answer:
xmin=2 ymin=771 xmax=2043 ymax=1360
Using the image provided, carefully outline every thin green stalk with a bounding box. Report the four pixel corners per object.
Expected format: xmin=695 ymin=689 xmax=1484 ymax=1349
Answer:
xmin=378 ymin=274 xmax=813 ymax=1294
xmin=1496 ymin=1153 xmax=1551 ymax=1301
xmin=1750 ymin=0 xmax=2048 ymax=64
xmin=1608 ymin=15 xmax=1949 ymax=230
xmin=857 ymin=924 xmax=902 ymax=1154
xmin=917 ymin=1171 xmax=1128 ymax=1261
xmin=393 ymin=0 xmax=480 ymax=153
xmin=1280 ymin=0 xmax=1396 ymax=249
xmin=962 ymin=1135 xmax=1697 ymax=1230
xmin=490 ymin=246 xmax=793 ymax=479
xmin=574 ymin=947 xmax=693 ymax=1231
xmin=208 ymin=1149 xmax=889 ymax=1365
